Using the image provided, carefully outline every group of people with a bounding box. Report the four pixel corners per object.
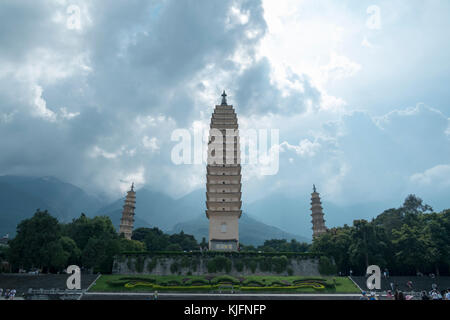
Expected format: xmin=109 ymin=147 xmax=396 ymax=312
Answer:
xmin=0 ymin=288 xmax=17 ymax=300
xmin=420 ymin=289 xmax=450 ymax=300
xmin=361 ymin=287 xmax=450 ymax=300
xmin=360 ymin=291 xmax=380 ymax=300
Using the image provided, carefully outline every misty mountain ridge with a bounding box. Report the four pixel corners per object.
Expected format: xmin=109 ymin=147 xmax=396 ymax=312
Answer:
xmin=0 ymin=176 xmax=311 ymax=244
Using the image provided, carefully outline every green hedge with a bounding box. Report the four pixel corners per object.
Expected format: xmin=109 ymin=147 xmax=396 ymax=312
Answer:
xmin=318 ymin=256 xmax=337 ymax=275
xmin=119 ymin=251 xmax=323 ymax=258
xmin=210 ymin=275 xmax=240 ymax=285
xmin=184 ymin=278 xmax=210 ymax=286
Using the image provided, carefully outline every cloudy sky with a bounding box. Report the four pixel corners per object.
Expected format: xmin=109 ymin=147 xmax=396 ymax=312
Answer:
xmin=1 ymin=0 xmax=449 ymax=217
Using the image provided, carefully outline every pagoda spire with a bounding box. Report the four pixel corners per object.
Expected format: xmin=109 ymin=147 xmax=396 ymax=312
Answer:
xmin=221 ymin=90 xmax=228 ymax=106
xmin=310 ymin=185 xmax=327 ymax=239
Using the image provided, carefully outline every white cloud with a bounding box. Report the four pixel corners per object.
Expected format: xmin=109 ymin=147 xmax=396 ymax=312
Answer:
xmin=361 ymin=36 xmax=375 ymax=48
xmin=227 ymin=5 xmax=250 ymax=29
xmin=142 ymin=136 xmax=160 ymax=152
xmin=119 ymin=166 xmax=146 ymax=194
xmin=32 ymin=85 xmax=57 ymax=122
xmin=280 ymin=139 xmax=320 ymax=158
xmin=0 ymin=112 xmax=15 ymax=124
xmin=320 ymin=52 xmax=362 ymax=82
xmin=89 ymin=146 xmax=122 ymax=159
xmin=60 ymin=107 xmax=80 ymax=120
xmin=410 ymin=165 xmax=450 ymax=188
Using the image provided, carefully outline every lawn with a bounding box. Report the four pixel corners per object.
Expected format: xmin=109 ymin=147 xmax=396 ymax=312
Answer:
xmin=89 ymin=274 xmax=360 ymax=294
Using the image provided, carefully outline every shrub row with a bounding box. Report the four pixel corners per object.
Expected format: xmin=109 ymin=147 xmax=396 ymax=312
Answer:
xmin=119 ymin=251 xmax=324 ymax=258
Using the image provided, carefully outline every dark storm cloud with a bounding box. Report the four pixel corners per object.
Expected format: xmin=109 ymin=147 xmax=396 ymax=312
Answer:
xmin=1 ymin=0 xmax=296 ymax=197
xmin=234 ymin=58 xmax=321 ymax=115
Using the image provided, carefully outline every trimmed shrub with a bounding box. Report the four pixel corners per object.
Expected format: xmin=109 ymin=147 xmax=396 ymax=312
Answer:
xmin=170 ymin=261 xmax=179 ymax=273
xmin=268 ymin=280 xmax=290 ymax=287
xmin=211 ymin=275 xmax=240 ymax=285
xmin=242 ymin=279 xmax=265 ymax=287
xmin=135 ymin=256 xmax=145 ymax=273
xmin=147 ymin=258 xmax=158 ymax=272
xmin=158 ymin=279 xmax=182 ymax=286
xmin=258 ymin=257 xmax=272 ymax=272
xmin=243 ymin=258 xmax=257 ymax=273
xmin=185 ymin=278 xmax=210 ymax=286
xmin=207 ymin=256 xmax=232 ymax=273
xmin=120 ymin=277 xmax=157 ymax=283
xmin=127 ymin=258 xmax=134 ymax=271
xmin=287 ymin=267 xmax=294 ymax=276
xmin=318 ymin=256 xmax=337 ymax=276
xmin=180 ymin=256 xmax=191 ymax=269
xmin=207 ymin=259 xmax=217 ymax=273
xmin=234 ymin=260 xmax=244 ymax=272
xmin=271 ymin=256 xmax=288 ymax=273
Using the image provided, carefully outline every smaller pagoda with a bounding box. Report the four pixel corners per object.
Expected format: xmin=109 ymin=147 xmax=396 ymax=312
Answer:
xmin=310 ymin=184 xmax=327 ymax=239
xmin=119 ymin=183 xmax=136 ymax=240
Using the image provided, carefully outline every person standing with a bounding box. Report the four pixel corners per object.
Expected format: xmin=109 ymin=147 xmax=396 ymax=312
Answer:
xmin=406 ymin=280 xmax=413 ymax=290
xmin=445 ymin=289 xmax=450 ymax=300
xmin=386 ymin=290 xmax=394 ymax=300
xmin=10 ymin=289 xmax=16 ymax=300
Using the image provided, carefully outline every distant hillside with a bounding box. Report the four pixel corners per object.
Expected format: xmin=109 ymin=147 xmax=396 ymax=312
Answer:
xmin=246 ymin=192 xmax=392 ymax=238
xmin=170 ymin=213 xmax=310 ymax=246
xmin=0 ymin=175 xmax=104 ymax=236
xmin=0 ymin=176 xmax=315 ymax=244
xmin=96 ymin=188 xmax=204 ymax=231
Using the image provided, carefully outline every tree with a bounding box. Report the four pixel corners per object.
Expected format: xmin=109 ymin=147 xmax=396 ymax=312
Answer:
xmin=65 ymin=214 xmax=123 ymax=273
xmin=200 ymin=237 xmax=208 ymax=249
xmin=118 ymin=238 xmax=146 ymax=252
xmin=132 ymin=227 xmax=170 ymax=251
xmin=81 ymin=237 xmax=120 ymax=273
xmin=318 ymin=256 xmax=337 ymax=275
xmin=65 ymin=214 xmax=117 ymax=251
xmin=168 ymin=231 xmax=198 ymax=251
xmin=166 ymin=243 xmax=183 ymax=252
xmin=423 ymin=212 xmax=450 ymax=275
xmin=403 ymin=194 xmax=433 ymax=214
xmin=392 ymin=224 xmax=431 ymax=274
xmin=131 ymin=227 xmax=199 ymax=252
xmin=312 ymin=226 xmax=352 ymax=274
xmin=8 ymin=210 xmax=67 ymax=272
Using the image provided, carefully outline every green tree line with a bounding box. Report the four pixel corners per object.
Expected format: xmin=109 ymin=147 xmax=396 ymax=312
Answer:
xmin=5 ymin=211 xmax=197 ymax=274
xmin=311 ymin=195 xmax=450 ymax=276
xmin=2 ymin=194 xmax=449 ymax=276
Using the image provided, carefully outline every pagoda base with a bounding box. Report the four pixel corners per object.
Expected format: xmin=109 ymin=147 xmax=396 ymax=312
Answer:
xmin=209 ymin=239 xmax=239 ymax=251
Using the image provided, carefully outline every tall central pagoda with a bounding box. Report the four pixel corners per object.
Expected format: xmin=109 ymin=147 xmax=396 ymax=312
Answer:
xmin=205 ymin=91 xmax=242 ymax=251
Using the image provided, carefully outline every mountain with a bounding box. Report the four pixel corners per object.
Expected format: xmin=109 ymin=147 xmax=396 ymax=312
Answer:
xmin=98 ymin=187 xmax=310 ymax=244
xmin=170 ymin=213 xmax=310 ymax=246
xmin=0 ymin=175 xmax=105 ymax=236
xmin=96 ymin=188 xmax=204 ymax=231
xmin=2 ymin=176 xmax=337 ymax=244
